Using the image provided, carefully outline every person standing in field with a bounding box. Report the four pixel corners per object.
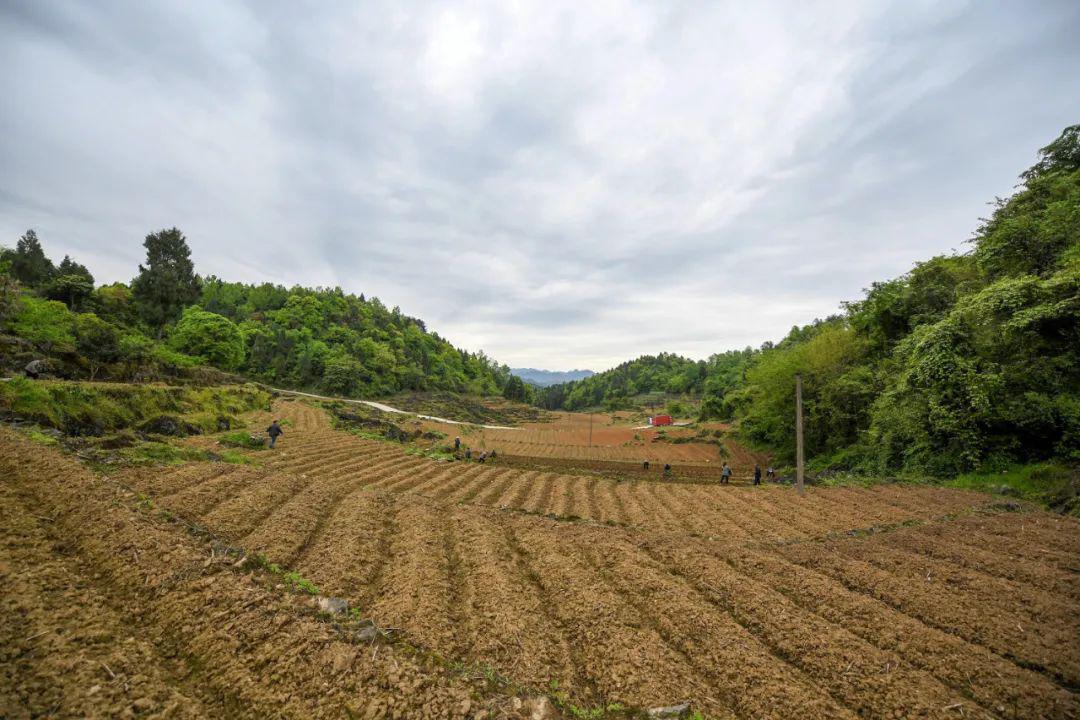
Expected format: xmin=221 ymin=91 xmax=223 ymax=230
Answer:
xmin=454 ymin=436 xmax=461 ymax=450
xmin=753 ymin=464 xmax=762 ymax=486
xmin=267 ymin=420 xmax=284 ymax=449
xmin=465 ymin=448 xmax=472 ymax=460
xmin=766 ymin=465 xmax=775 ymax=481
xmin=721 ymin=463 xmax=732 ymax=485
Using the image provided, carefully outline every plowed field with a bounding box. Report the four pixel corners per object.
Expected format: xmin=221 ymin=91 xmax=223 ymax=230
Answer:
xmin=423 ymin=411 xmax=766 ymax=471
xmin=4 ymin=397 xmax=1079 ymax=719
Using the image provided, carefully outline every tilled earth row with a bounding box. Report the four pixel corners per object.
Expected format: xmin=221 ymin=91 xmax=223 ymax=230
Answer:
xmin=0 ymin=429 xmax=540 ymax=720
xmin=100 ymin=401 xmax=1080 ymax=719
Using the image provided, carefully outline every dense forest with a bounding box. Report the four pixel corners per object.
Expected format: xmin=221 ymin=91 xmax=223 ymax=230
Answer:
xmin=540 ymin=125 xmax=1079 ymax=476
xmin=0 ymin=230 xmax=508 ymax=397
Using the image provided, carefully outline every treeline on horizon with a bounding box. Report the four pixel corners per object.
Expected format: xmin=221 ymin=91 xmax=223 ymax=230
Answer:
xmin=536 ymin=125 xmax=1080 ymax=477
xmin=0 ymin=230 xmax=509 ymax=397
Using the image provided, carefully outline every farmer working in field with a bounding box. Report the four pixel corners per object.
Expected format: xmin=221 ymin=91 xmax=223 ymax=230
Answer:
xmin=721 ymin=462 xmax=732 ymax=484
xmin=753 ymin=464 xmax=762 ymax=486
xmin=454 ymin=436 xmax=461 ymax=450
xmin=24 ymin=359 xmax=48 ymax=379
xmin=267 ymin=419 xmax=284 ymax=449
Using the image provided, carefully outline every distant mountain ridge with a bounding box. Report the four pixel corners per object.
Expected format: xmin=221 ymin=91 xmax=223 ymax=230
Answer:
xmin=510 ymin=367 xmax=595 ymax=387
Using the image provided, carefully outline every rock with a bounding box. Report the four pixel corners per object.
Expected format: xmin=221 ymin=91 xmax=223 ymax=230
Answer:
xmin=647 ymin=703 xmax=691 ymax=719
xmin=216 ymin=416 xmax=232 ymax=431
xmin=356 ymin=625 xmax=382 ymax=643
xmin=991 ymin=484 xmax=1019 ymax=497
xmin=139 ymin=415 xmax=198 ymax=437
xmin=315 ymin=596 xmax=349 ymax=615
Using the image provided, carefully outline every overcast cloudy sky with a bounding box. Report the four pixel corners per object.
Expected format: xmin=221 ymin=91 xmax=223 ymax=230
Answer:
xmin=2 ymin=1 xmax=1078 ymax=370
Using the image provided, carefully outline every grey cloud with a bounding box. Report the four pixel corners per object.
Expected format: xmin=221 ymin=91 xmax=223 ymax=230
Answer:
xmin=1 ymin=0 xmax=1078 ymax=370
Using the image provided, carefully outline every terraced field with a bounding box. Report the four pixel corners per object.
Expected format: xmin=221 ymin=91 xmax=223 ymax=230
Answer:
xmin=423 ymin=411 xmax=761 ymax=468
xmin=93 ymin=398 xmax=1080 ymax=719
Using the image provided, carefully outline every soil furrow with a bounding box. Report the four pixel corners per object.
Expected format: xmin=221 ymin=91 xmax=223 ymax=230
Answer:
xmin=776 ymin=540 xmax=1080 ymax=690
xmin=638 ymin=536 xmax=972 ymax=719
xmin=726 ymin=544 xmax=1078 ymax=719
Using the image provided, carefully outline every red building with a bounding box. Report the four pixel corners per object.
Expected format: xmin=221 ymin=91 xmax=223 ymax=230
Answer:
xmin=651 ymin=414 xmax=673 ymax=426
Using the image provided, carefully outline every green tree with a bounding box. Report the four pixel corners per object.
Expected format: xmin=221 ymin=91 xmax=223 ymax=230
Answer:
xmin=45 ymin=273 xmax=95 ymax=310
xmin=131 ymin=228 xmax=201 ymax=335
xmin=74 ymin=313 xmax=121 ymax=380
xmin=93 ymin=283 xmax=138 ymax=326
xmin=7 ymin=230 xmax=56 ymax=287
xmin=169 ymin=307 xmax=245 ymax=370
xmin=503 ymin=374 xmax=528 ymax=402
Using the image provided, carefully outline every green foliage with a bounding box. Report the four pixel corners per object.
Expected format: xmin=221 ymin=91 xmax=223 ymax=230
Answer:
xmin=8 ymin=296 xmax=75 ymax=352
xmin=537 ymin=353 xmax=706 ymax=410
xmin=92 ymin=282 xmax=138 ymax=326
xmin=2 ymin=227 xmax=502 ymax=395
xmin=731 ymin=125 xmax=1080 ymax=477
xmin=131 ymin=227 xmax=201 ymax=333
xmin=735 ymin=321 xmax=871 ymax=463
xmin=202 ymin=277 xmax=504 ymax=398
xmin=169 ymin=306 xmax=245 ymax=370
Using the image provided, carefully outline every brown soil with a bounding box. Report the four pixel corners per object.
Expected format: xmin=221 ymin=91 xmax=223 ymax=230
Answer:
xmin=5 ymin=396 xmax=1079 ymax=719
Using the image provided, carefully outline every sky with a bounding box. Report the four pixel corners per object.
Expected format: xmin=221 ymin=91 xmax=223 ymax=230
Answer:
xmin=2 ymin=1 xmax=1079 ymax=371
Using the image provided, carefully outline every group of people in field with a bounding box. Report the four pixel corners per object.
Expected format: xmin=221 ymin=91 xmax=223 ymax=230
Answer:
xmin=453 ymin=436 xmax=495 ymax=463
xmin=644 ymin=457 xmax=776 ymax=485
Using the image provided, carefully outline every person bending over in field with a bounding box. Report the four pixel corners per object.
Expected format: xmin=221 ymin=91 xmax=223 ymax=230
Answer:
xmin=663 ymin=463 xmax=671 ymax=476
xmin=753 ymin=464 xmax=762 ymax=486
xmin=267 ymin=420 xmax=284 ymax=449
xmin=479 ymin=451 xmax=487 ymax=463
xmin=643 ymin=460 xmax=650 ymax=471
xmin=721 ymin=462 xmax=732 ymax=484
xmin=24 ymin=359 xmax=48 ymax=379
xmin=465 ymin=448 xmax=472 ymax=460
xmin=766 ymin=466 xmax=775 ymax=481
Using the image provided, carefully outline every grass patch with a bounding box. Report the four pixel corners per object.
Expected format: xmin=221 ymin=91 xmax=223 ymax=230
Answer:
xmin=944 ymin=462 xmax=1079 ymax=515
xmin=218 ymin=431 xmax=267 ymax=450
xmin=22 ymin=427 xmax=60 ymax=446
xmin=118 ymin=441 xmax=207 ymax=466
xmin=0 ymin=378 xmax=268 ymax=437
xmin=217 ymin=449 xmax=254 ymax=465
xmin=244 ymin=554 xmax=321 ymax=595
xmin=406 ymin=446 xmax=455 ymax=461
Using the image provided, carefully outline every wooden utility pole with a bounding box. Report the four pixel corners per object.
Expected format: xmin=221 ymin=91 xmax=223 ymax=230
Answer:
xmin=795 ymin=373 xmax=805 ymax=496
xmin=589 ymin=413 xmax=594 ymax=447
